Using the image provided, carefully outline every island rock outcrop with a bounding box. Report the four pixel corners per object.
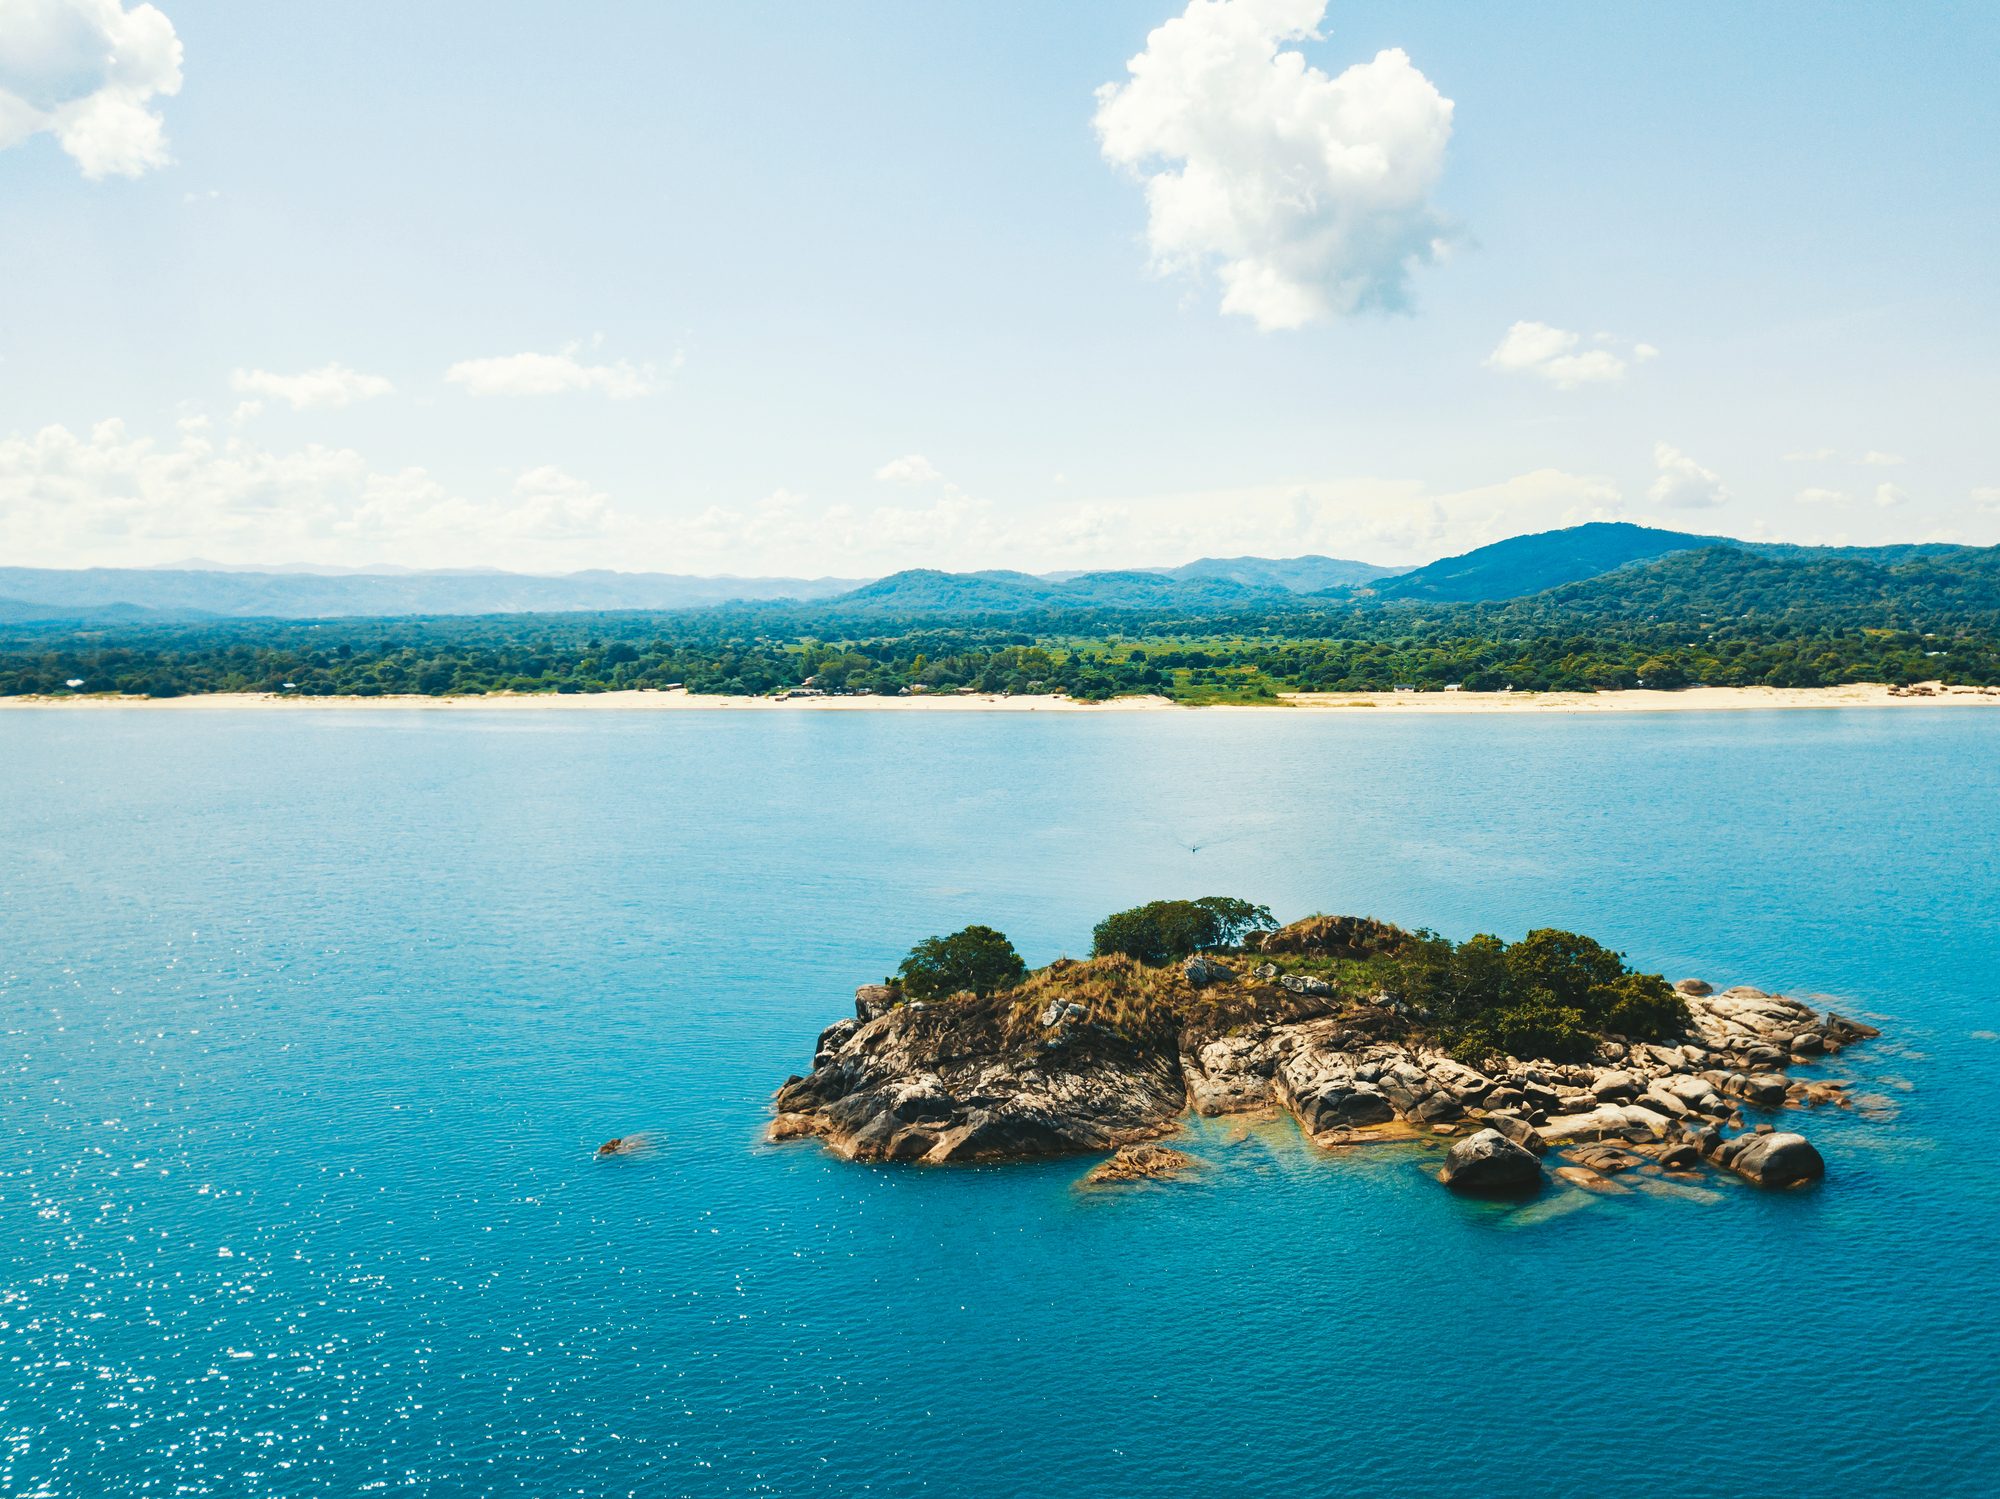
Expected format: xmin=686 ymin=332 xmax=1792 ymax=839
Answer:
xmin=773 ymin=956 xmax=1880 ymax=1199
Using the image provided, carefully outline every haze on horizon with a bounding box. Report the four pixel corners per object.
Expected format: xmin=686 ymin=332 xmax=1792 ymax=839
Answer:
xmin=2 ymin=0 xmax=1995 ymax=578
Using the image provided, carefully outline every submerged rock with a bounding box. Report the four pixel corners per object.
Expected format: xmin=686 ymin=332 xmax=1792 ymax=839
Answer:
xmin=1084 ymin=1143 xmax=1198 ymax=1184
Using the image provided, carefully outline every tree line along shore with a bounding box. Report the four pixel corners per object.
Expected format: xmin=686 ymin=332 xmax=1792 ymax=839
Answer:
xmin=8 ymin=537 xmax=2000 ymax=702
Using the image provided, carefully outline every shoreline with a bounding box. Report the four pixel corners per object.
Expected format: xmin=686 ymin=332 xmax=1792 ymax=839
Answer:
xmin=4 ymin=683 xmax=2000 ymax=714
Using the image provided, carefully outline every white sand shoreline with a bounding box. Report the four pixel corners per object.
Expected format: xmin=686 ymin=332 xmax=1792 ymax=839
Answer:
xmin=5 ymin=684 xmax=1999 ymax=714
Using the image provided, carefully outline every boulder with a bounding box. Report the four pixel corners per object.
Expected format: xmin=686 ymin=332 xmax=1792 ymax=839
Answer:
xmin=1279 ymin=973 xmax=1334 ymax=998
xmin=1038 ymin=999 xmax=1086 ymax=1028
xmin=1676 ymin=978 xmax=1715 ymax=997
xmin=1438 ymin=1129 xmax=1542 ymax=1195
xmin=854 ymin=984 xmax=899 ymax=1022
xmin=814 ymin=1017 xmax=859 ymax=1069
xmin=1414 ymin=1092 xmax=1465 ymax=1123
xmin=1482 ymin=1111 xmax=1548 ymax=1154
xmin=1716 ymin=1131 xmax=1826 ymax=1188
xmin=1739 ymin=1073 xmax=1791 ymax=1109
xmin=1591 ymin=1069 xmax=1642 ymax=1102
xmin=1184 ymin=955 xmax=1230 ymax=989
xmin=1292 ymin=1080 xmax=1395 ymax=1133
xmin=1571 ymin=1144 xmax=1644 ymax=1174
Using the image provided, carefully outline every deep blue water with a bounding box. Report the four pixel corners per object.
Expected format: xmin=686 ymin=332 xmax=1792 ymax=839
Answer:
xmin=4 ymin=706 xmax=1998 ymax=1497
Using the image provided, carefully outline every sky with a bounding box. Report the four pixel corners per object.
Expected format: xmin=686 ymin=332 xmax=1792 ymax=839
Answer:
xmin=1 ymin=0 xmax=1996 ymax=577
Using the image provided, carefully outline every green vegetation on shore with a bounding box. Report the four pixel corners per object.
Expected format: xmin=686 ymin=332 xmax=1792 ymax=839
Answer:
xmin=890 ymin=904 xmax=1689 ymax=1066
xmin=6 ymin=540 xmax=2000 ymax=700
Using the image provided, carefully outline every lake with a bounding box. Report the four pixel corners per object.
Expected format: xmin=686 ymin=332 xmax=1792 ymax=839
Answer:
xmin=4 ymin=707 xmax=1997 ymax=1496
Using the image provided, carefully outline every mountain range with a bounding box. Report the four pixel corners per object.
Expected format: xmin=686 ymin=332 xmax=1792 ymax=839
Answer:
xmin=0 ymin=522 xmax=1987 ymax=625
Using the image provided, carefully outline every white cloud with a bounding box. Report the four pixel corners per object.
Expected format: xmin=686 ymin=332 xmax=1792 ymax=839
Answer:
xmin=1872 ymin=482 xmax=1909 ymax=508
xmin=1973 ymin=487 xmax=2000 ymax=512
xmin=1648 ymin=442 xmax=1729 ymax=509
xmin=0 ymin=417 xmax=630 ymax=568
xmin=1783 ymin=447 xmax=1908 ymax=467
xmin=873 ymin=454 xmax=946 ymax=486
xmin=1093 ymin=0 xmax=1454 ymax=330
xmin=0 ymin=407 xmax=1643 ymax=575
xmin=229 ymin=363 xmax=395 ymax=411
xmin=1485 ymin=321 xmax=1634 ymax=389
xmin=1793 ymin=487 xmax=1849 ymax=505
xmin=0 ymin=1 xmax=183 ymax=179
xmin=1632 ymin=343 xmax=1660 ymax=362
xmin=444 ymin=348 xmax=656 ymax=399
xmin=1050 ymin=467 xmax=1625 ymax=569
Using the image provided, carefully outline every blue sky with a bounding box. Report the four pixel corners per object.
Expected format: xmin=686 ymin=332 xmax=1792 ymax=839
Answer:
xmin=1 ymin=0 xmax=1995 ymax=574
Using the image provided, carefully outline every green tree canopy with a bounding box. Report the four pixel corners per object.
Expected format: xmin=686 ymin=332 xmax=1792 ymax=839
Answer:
xmin=1385 ymin=927 xmax=1686 ymax=1062
xmin=1091 ymin=896 xmax=1275 ymax=964
xmin=896 ymin=925 xmax=1028 ymax=1001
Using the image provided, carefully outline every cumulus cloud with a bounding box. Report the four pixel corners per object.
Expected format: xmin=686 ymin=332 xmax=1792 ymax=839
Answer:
xmin=0 ymin=409 xmax=1641 ymax=576
xmin=445 ymin=348 xmax=657 ymax=399
xmin=1093 ymin=0 xmax=1454 ymax=330
xmin=1795 ymin=483 xmax=1911 ymax=510
xmin=1974 ymin=487 xmax=2000 ymax=512
xmin=0 ymin=417 xmax=630 ymax=568
xmin=1648 ymin=442 xmax=1729 ymax=509
xmin=0 ymin=1 xmax=183 ymax=179
xmin=1783 ymin=446 xmax=1908 ymax=467
xmin=229 ymin=363 xmax=395 ymax=411
xmin=873 ymin=454 xmax=946 ymax=486
xmin=1033 ymin=467 xmax=1625 ymax=570
xmin=672 ymin=468 xmax=1623 ymax=576
xmin=1872 ymin=482 xmax=1909 ymax=509
xmin=1485 ymin=322 xmax=1638 ymax=389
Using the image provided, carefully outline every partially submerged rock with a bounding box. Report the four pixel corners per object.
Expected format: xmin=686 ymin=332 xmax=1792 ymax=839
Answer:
xmin=1439 ymin=1129 xmax=1542 ymax=1196
xmin=1709 ymin=1130 xmax=1826 ymax=1188
xmin=1084 ymin=1143 xmax=1198 ymax=1185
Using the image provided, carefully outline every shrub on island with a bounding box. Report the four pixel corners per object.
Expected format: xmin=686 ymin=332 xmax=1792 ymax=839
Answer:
xmin=896 ymin=924 xmax=1028 ymax=1001
xmin=1391 ymin=927 xmax=1688 ymax=1062
xmin=1090 ymin=897 xmax=1275 ymax=964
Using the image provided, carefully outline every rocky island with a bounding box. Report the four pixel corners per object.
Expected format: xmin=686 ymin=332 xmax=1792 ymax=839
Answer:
xmin=770 ymin=901 xmax=1882 ymax=1197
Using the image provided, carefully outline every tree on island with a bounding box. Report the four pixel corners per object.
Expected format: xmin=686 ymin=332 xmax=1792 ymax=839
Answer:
xmin=1390 ymin=926 xmax=1688 ymax=1063
xmin=1091 ymin=896 xmax=1275 ymax=964
xmin=897 ymin=925 xmax=1029 ymax=1001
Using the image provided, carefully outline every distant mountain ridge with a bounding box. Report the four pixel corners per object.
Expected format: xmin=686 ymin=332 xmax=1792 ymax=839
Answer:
xmin=0 ymin=566 xmax=867 ymax=621
xmin=2 ymin=526 xmax=1987 ymax=624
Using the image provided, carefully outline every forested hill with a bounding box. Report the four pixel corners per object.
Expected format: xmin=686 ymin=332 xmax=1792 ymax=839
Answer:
xmin=8 ymin=525 xmax=1987 ymax=627
xmin=1366 ymin=521 xmax=1727 ymax=602
xmin=7 ymin=532 xmax=2000 ymax=701
xmin=1483 ymin=544 xmax=2000 ymax=632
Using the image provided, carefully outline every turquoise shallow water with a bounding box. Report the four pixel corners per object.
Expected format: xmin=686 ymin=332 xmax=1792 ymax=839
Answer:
xmin=4 ymin=707 xmax=1999 ymax=1497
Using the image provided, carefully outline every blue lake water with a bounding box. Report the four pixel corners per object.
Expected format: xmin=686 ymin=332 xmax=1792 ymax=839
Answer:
xmin=4 ymin=706 xmax=1998 ymax=1496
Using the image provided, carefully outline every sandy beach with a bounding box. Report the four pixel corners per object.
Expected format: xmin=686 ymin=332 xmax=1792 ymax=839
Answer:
xmin=5 ymin=684 xmax=1999 ymax=713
